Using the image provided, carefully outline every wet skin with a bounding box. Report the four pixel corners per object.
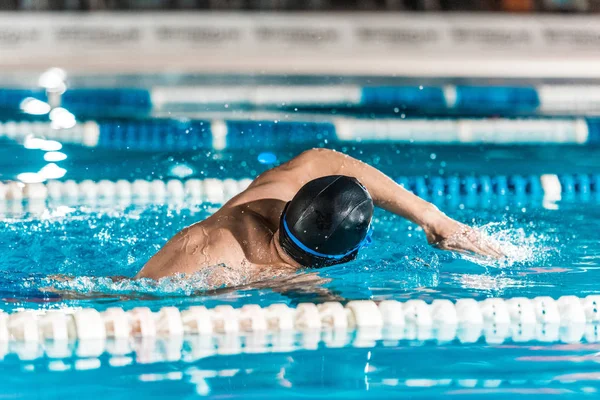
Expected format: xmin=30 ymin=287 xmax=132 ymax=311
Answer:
xmin=136 ymin=149 xmax=503 ymax=288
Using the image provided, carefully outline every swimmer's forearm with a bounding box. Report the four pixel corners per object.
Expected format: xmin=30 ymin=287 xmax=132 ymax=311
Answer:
xmin=305 ymin=148 xmax=444 ymax=228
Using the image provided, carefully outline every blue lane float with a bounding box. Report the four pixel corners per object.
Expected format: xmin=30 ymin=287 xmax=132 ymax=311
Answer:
xmin=394 ymin=175 xmax=549 ymax=197
xmin=97 ymin=119 xmax=212 ymax=151
xmin=61 ymin=88 xmax=152 ymax=115
xmin=453 ymin=86 xmax=540 ymax=112
xmin=225 ymin=120 xmax=337 ymax=149
xmin=0 ymin=89 xmax=47 ymax=111
xmin=585 ymin=117 xmax=600 ymax=144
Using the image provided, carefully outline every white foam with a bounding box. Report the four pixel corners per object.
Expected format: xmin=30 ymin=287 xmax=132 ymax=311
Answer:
xmin=457 ymin=221 xmax=550 ymax=268
xmin=42 ymin=264 xmax=253 ymax=296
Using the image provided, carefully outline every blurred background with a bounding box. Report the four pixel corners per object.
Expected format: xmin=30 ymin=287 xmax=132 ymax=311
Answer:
xmin=1 ymin=0 xmax=600 ymax=76
xmin=3 ymin=0 xmax=600 ymax=12
xmin=1 ymin=0 xmax=600 ymax=184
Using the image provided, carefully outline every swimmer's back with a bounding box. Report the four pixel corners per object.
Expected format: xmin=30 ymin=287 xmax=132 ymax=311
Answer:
xmin=135 ymin=199 xmax=289 ymax=283
xmin=137 ymin=149 xmax=356 ymax=282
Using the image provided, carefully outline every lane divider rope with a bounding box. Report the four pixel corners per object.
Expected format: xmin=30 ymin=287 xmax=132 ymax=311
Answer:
xmin=0 ymin=174 xmax=596 ymax=205
xmin=150 ymin=84 xmax=600 ymax=113
xmin=1 ymin=116 xmax=599 ymax=151
xmin=2 ymin=296 xmax=600 ymax=362
xmin=7 ymin=85 xmax=600 ymax=114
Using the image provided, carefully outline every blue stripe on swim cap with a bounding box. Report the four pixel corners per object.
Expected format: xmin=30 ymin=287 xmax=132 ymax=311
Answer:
xmin=282 ymin=213 xmax=373 ymax=260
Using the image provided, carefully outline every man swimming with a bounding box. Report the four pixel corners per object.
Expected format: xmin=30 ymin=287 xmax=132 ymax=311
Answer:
xmin=137 ymin=148 xmax=502 ymax=287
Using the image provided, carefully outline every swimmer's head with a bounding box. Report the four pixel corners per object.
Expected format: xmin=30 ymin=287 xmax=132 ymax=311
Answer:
xmin=279 ymin=175 xmax=374 ymax=268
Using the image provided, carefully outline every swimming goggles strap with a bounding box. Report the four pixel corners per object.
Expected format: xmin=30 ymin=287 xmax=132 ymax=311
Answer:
xmin=282 ymin=214 xmax=374 ymax=260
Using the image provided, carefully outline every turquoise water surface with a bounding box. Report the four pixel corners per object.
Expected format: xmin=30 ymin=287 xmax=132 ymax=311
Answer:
xmin=2 ymin=143 xmax=600 ymax=397
xmin=2 ymin=83 xmax=600 ymax=397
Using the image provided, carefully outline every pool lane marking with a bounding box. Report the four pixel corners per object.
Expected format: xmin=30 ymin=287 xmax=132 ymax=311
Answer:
xmin=574 ymin=118 xmax=589 ymax=144
xmin=0 ymin=117 xmax=594 ymax=149
xmin=151 ymin=86 xmax=254 ymax=109
xmin=11 ymin=84 xmax=600 ymax=113
xmin=537 ymin=85 xmax=600 ymax=112
xmin=443 ymin=85 xmax=458 ymax=109
xmin=210 ymin=120 xmax=227 ymax=151
xmin=150 ymin=85 xmax=363 ymax=109
xmin=251 ymin=85 xmax=363 ymax=106
xmin=1 ymin=174 xmax=596 ymax=205
xmin=541 ymin=174 xmax=562 ymax=210
xmin=93 ymin=85 xmax=600 ymax=111
xmin=83 ymin=121 xmax=100 ymax=147
xmin=0 ymin=297 xmax=599 ymax=349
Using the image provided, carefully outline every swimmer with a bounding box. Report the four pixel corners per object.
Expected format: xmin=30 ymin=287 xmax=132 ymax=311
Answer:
xmin=137 ymin=149 xmax=503 ymax=287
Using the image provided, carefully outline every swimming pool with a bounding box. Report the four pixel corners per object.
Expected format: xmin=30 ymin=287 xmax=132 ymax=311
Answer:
xmin=3 ymin=76 xmax=600 ymax=398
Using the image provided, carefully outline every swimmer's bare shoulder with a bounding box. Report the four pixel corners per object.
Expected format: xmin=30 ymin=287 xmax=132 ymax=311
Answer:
xmin=135 ymin=223 xmax=205 ymax=279
xmin=137 ymin=153 xmax=321 ymax=281
xmin=135 ymin=200 xmax=282 ymax=282
xmin=136 ymin=211 xmax=241 ymax=280
xmin=138 ymin=150 xmax=353 ymax=282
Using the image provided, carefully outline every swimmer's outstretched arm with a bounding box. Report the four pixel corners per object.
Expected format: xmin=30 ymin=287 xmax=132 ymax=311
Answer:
xmin=247 ymin=148 xmax=502 ymax=258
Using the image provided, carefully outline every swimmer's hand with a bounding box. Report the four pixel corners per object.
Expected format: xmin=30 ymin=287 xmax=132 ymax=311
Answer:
xmin=424 ymin=215 xmax=504 ymax=259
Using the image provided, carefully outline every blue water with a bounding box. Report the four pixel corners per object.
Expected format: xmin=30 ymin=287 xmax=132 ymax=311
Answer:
xmin=3 ymin=92 xmax=600 ymax=397
xmin=3 ymin=146 xmax=600 ymax=398
xmin=0 ymin=191 xmax=591 ymax=311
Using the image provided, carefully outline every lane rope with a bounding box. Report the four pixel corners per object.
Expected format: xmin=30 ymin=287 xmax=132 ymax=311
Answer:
xmin=0 ymin=174 xmax=596 ymax=205
xmin=2 ymin=296 xmax=600 ymax=362
xmin=1 ymin=116 xmax=599 ymax=151
xmin=7 ymin=85 xmax=600 ymax=114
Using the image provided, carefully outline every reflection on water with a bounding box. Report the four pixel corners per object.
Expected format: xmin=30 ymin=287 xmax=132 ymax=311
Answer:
xmin=3 ymin=338 xmax=600 ymax=399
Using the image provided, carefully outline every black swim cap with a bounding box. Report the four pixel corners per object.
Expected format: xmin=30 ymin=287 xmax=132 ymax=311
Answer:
xmin=279 ymin=175 xmax=374 ymax=268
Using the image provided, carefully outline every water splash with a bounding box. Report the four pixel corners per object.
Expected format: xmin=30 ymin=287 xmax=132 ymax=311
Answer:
xmin=458 ymin=221 xmax=557 ymax=268
xmin=40 ymin=266 xmax=251 ymax=297
xmin=451 ymin=273 xmax=541 ymax=291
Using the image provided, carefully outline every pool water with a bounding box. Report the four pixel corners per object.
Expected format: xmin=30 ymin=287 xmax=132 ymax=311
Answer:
xmin=3 ymin=98 xmax=600 ymax=396
xmin=1 ymin=196 xmax=599 ymax=398
xmin=0 ymin=191 xmax=589 ymax=305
